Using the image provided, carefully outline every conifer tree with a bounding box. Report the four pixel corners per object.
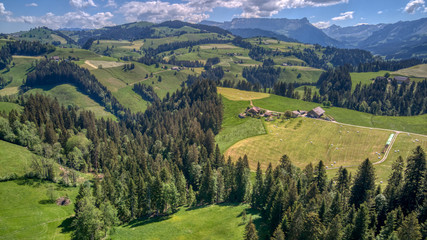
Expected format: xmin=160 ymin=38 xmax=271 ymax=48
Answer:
xmin=300 ymin=212 xmax=324 ymax=240
xmin=271 ymin=225 xmax=285 ymax=240
xmin=400 ymin=146 xmax=426 ymax=213
xmin=349 ymin=159 xmax=375 ymax=208
xmin=324 ymin=215 xmax=343 ymax=240
xmin=351 ymin=204 xmax=369 ymax=240
xmin=315 ymin=160 xmax=327 ymax=192
xmin=252 ymin=162 xmax=264 ymax=210
xmin=397 ymin=212 xmax=422 ymax=240
xmin=244 ymin=217 xmax=259 ymax=240
xmin=384 ymin=156 xmax=404 ymax=210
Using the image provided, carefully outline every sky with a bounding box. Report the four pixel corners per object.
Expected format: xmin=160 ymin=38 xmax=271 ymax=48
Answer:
xmin=0 ymin=0 xmax=426 ymax=33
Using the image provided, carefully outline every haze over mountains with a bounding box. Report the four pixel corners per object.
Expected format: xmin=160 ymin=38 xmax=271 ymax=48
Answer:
xmin=202 ymin=17 xmax=427 ymax=59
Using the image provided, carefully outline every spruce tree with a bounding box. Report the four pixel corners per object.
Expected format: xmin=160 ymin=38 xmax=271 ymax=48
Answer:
xmin=400 ymin=146 xmax=426 ymax=213
xmin=315 ymin=160 xmax=327 ymax=192
xmin=252 ymin=162 xmax=264 ymax=210
xmin=244 ymin=217 xmax=259 ymax=240
xmin=397 ymin=212 xmax=422 ymax=240
xmin=384 ymin=156 xmax=404 ymax=210
xmin=300 ymin=212 xmax=324 ymax=240
xmin=324 ymin=215 xmax=343 ymax=240
xmin=349 ymin=159 xmax=375 ymax=208
xmin=351 ymin=204 xmax=369 ymax=240
xmin=271 ymin=225 xmax=285 ymax=240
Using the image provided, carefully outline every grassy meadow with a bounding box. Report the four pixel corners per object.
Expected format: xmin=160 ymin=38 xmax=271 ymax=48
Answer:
xmin=0 ymin=102 xmax=22 ymax=114
xmin=112 ymin=204 xmax=266 ymax=240
xmin=26 ymin=84 xmax=116 ymax=120
xmin=0 ymin=180 xmax=78 ymax=240
xmin=224 ymin=117 xmax=394 ymax=171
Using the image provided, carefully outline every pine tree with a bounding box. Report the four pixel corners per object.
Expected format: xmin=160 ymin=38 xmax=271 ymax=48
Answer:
xmin=400 ymin=146 xmax=426 ymax=213
xmin=349 ymin=159 xmax=375 ymax=208
xmin=384 ymin=156 xmax=404 ymax=210
xmin=324 ymin=215 xmax=343 ymax=240
xmin=315 ymin=160 xmax=327 ymax=192
xmin=271 ymin=224 xmax=285 ymax=240
xmin=397 ymin=212 xmax=422 ymax=240
xmin=244 ymin=217 xmax=259 ymax=240
xmin=351 ymin=204 xmax=369 ymax=240
xmin=300 ymin=212 xmax=324 ymax=240
xmin=199 ymin=161 xmax=216 ymax=204
xmin=252 ymin=162 xmax=264 ymax=210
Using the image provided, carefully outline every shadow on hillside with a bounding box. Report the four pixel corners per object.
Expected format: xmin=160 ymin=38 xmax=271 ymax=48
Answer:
xmin=39 ymin=199 xmax=55 ymax=204
xmin=58 ymin=216 xmax=74 ymax=233
xmin=128 ymin=215 xmax=172 ymax=228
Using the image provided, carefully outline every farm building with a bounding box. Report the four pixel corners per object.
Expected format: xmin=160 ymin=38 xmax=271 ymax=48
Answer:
xmin=264 ymin=111 xmax=273 ymax=117
xmin=292 ymin=110 xmax=306 ymax=118
xmin=171 ymin=66 xmax=180 ymax=70
xmin=393 ymin=76 xmax=410 ymax=84
xmin=238 ymin=113 xmax=246 ymax=118
xmin=307 ymin=107 xmax=325 ymax=118
xmin=247 ymin=106 xmax=261 ymax=114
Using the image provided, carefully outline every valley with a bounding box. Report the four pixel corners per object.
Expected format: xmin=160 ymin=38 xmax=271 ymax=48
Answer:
xmin=0 ymin=15 xmax=426 ymax=240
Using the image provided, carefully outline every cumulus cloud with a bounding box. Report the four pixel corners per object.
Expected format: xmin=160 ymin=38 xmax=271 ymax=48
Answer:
xmin=312 ymin=21 xmax=331 ymax=29
xmin=331 ymin=11 xmax=354 ymax=21
xmin=404 ymin=0 xmax=425 ymax=13
xmin=0 ymin=3 xmax=12 ymax=16
xmin=377 ymin=10 xmax=383 ymax=14
xmin=118 ymin=1 xmax=209 ymax=23
xmin=105 ymin=0 xmax=117 ymax=8
xmin=118 ymin=0 xmax=349 ymax=23
xmin=69 ymin=0 xmax=96 ymax=8
xmin=3 ymin=9 xmax=114 ymax=29
xmin=355 ymin=22 xmax=368 ymax=26
xmin=25 ymin=3 xmax=38 ymax=7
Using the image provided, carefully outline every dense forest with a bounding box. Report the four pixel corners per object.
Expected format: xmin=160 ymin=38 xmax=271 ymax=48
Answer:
xmin=316 ymin=67 xmax=427 ymax=116
xmin=245 ymin=148 xmax=426 ymax=240
xmin=0 ymin=40 xmax=54 ymax=69
xmin=24 ymin=59 xmax=129 ymax=118
xmin=132 ymin=83 xmax=160 ymax=102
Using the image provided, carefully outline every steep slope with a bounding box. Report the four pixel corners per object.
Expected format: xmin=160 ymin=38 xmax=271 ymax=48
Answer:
xmin=202 ymin=18 xmax=340 ymax=46
xmin=228 ymin=28 xmax=298 ymax=42
xmin=323 ymin=24 xmax=386 ymax=47
xmin=358 ymin=18 xmax=427 ymax=58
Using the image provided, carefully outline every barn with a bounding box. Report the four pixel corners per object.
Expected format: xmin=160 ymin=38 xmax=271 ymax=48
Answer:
xmin=307 ymin=107 xmax=325 ymax=118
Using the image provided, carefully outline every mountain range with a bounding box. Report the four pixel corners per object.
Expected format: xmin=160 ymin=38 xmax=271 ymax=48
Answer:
xmin=202 ymin=17 xmax=427 ymax=59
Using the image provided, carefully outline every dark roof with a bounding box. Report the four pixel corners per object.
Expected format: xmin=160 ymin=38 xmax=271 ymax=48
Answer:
xmin=310 ymin=107 xmax=325 ymax=116
xmin=394 ymin=76 xmax=409 ymax=81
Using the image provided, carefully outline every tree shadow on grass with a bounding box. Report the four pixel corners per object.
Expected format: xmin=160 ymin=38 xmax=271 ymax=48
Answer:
xmin=237 ymin=207 xmax=269 ymax=240
xmin=58 ymin=216 xmax=75 ymax=233
xmin=39 ymin=199 xmax=55 ymax=204
xmin=127 ymin=215 xmax=172 ymax=228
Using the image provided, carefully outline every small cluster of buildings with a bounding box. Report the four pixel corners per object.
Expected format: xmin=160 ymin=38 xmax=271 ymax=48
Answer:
xmin=374 ymin=76 xmax=410 ymax=84
xmin=239 ymin=106 xmax=327 ymax=120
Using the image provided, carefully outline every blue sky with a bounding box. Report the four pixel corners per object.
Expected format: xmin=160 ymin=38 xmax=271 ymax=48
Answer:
xmin=0 ymin=0 xmax=426 ymax=33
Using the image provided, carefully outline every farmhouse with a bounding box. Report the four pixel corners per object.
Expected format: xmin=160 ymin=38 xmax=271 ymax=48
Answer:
xmin=247 ymin=106 xmax=261 ymax=114
xmin=264 ymin=111 xmax=273 ymax=117
xmin=393 ymin=76 xmax=410 ymax=84
xmin=238 ymin=113 xmax=245 ymax=118
xmin=171 ymin=66 xmax=180 ymax=71
xmin=307 ymin=107 xmax=325 ymax=118
xmin=292 ymin=110 xmax=306 ymax=118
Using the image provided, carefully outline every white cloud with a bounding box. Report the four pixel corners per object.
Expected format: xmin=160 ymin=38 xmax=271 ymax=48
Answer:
xmin=377 ymin=10 xmax=383 ymax=14
xmin=118 ymin=1 xmax=209 ymax=23
xmin=4 ymin=10 xmax=114 ymax=29
xmin=25 ymin=3 xmax=38 ymax=7
xmin=105 ymin=0 xmax=117 ymax=8
xmin=331 ymin=11 xmax=354 ymax=21
xmin=313 ymin=21 xmax=330 ymax=29
xmin=355 ymin=23 xmax=368 ymax=26
xmin=0 ymin=3 xmax=12 ymax=16
xmin=118 ymin=0 xmax=349 ymax=23
xmin=237 ymin=0 xmax=349 ymax=18
xmin=404 ymin=0 xmax=425 ymax=13
xmin=69 ymin=0 xmax=96 ymax=8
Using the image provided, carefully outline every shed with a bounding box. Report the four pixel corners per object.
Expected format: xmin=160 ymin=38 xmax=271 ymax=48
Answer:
xmin=247 ymin=106 xmax=261 ymax=114
xmin=307 ymin=107 xmax=325 ymax=118
xmin=393 ymin=76 xmax=410 ymax=84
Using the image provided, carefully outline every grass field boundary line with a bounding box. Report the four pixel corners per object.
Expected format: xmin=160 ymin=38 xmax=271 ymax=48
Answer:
xmin=129 ymin=69 xmax=170 ymax=86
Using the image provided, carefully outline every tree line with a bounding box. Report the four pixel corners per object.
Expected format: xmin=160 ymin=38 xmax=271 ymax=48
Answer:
xmin=244 ymin=146 xmax=426 ymax=240
xmin=0 ymin=40 xmax=55 ymax=69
